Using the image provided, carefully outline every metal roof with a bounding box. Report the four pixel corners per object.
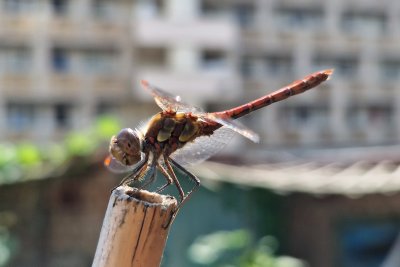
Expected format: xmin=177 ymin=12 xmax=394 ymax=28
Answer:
xmin=193 ymin=160 xmax=400 ymax=196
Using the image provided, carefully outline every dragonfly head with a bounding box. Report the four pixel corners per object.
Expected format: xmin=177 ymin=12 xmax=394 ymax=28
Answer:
xmin=109 ymin=128 xmax=142 ymax=166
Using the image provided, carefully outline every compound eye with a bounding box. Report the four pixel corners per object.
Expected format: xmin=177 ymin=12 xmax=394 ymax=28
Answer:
xmin=116 ymin=128 xmax=136 ymax=140
xmin=116 ymin=128 xmax=141 ymax=153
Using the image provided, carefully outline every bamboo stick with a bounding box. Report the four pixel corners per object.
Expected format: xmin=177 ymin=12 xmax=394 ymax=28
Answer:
xmin=92 ymin=186 xmax=177 ymax=267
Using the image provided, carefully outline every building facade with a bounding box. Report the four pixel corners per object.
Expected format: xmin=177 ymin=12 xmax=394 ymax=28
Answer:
xmin=1 ymin=0 xmax=399 ymax=149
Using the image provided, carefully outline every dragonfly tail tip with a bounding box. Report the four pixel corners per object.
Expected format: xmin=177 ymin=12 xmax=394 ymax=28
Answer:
xmin=251 ymin=135 xmax=260 ymax=143
xmin=140 ymin=80 xmax=149 ymax=87
xmin=324 ymin=69 xmax=334 ymax=78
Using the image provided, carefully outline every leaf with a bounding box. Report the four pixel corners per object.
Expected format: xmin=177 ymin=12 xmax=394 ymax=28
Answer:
xmin=94 ymin=116 xmax=121 ymax=140
xmin=16 ymin=144 xmax=41 ymax=166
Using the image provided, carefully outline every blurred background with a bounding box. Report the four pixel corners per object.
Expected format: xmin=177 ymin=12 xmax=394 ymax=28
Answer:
xmin=1 ymin=0 xmax=400 ymax=266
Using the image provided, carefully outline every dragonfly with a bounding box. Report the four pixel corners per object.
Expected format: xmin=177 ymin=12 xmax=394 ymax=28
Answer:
xmin=104 ymin=69 xmax=333 ymax=208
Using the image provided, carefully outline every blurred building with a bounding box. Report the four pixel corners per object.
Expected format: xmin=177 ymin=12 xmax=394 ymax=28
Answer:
xmin=227 ymin=0 xmax=400 ymax=148
xmin=0 ymin=0 xmax=136 ymax=141
xmin=1 ymin=0 xmax=400 ymax=149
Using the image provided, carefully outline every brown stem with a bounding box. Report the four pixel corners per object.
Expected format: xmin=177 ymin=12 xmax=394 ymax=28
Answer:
xmin=92 ymin=186 xmax=177 ymax=267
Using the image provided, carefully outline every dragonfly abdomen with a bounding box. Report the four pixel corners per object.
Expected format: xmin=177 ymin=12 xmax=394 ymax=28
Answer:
xmin=214 ymin=69 xmax=333 ymax=120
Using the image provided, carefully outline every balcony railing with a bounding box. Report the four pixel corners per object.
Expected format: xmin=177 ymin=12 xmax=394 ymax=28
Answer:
xmin=134 ymin=69 xmax=241 ymax=105
xmin=0 ymin=15 xmax=127 ymax=43
xmin=135 ymin=17 xmax=239 ymax=49
xmin=0 ymin=73 xmax=34 ymax=96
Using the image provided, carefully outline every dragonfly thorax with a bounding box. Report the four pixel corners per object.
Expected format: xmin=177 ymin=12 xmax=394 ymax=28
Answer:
xmin=144 ymin=111 xmax=203 ymax=156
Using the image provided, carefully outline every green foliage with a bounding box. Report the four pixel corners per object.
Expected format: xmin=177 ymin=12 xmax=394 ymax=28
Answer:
xmin=188 ymin=229 xmax=306 ymax=267
xmin=16 ymin=143 xmax=41 ymax=166
xmin=65 ymin=116 xmax=121 ymax=156
xmin=0 ymin=143 xmax=21 ymax=183
xmin=0 ymin=227 xmax=11 ymax=267
xmin=95 ymin=116 xmax=121 ymax=140
xmin=0 ymin=144 xmax=17 ymax=167
xmin=0 ymin=211 xmax=18 ymax=267
xmin=188 ymin=230 xmax=251 ymax=265
xmin=42 ymin=143 xmax=68 ymax=165
xmin=0 ymin=116 xmax=121 ymax=185
xmin=65 ymin=132 xmax=97 ymax=157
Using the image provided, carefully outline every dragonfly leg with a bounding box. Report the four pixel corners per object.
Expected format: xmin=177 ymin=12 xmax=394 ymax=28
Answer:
xmin=117 ymin=154 xmax=149 ymax=186
xmin=138 ymin=158 xmax=158 ymax=190
xmin=118 ymin=164 xmax=146 ymax=187
xmin=160 ymin=157 xmax=201 ymax=229
xmin=111 ymin=161 xmax=147 ymax=192
xmin=169 ymin=158 xmax=200 ymax=208
xmin=162 ymin=154 xmax=185 ymax=203
xmin=155 ymin=160 xmax=173 ymax=193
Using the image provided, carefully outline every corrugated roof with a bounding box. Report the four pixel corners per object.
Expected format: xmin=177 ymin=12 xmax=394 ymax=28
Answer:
xmin=193 ymin=160 xmax=400 ymax=196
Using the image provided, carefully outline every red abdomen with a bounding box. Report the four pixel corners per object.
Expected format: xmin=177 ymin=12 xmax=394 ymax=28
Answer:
xmin=213 ymin=69 xmax=333 ymax=120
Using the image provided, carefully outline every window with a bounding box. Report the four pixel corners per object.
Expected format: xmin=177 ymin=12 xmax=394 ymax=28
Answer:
xmin=241 ymin=56 xmax=256 ymax=77
xmin=313 ymin=55 xmax=358 ymax=78
xmin=347 ymin=107 xmax=367 ymax=130
xmin=380 ymin=59 xmax=400 ymax=80
xmin=7 ymin=103 xmax=36 ymax=132
xmin=51 ymin=0 xmax=68 ymax=15
xmin=137 ymin=47 xmax=167 ymax=67
xmin=201 ymin=1 xmax=228 ymax=18
xmin=276 ymin=7 xmax=324 ymax=30
xmin=54 ymin=104 xmax=71 ymax=128
xmin=241 ymin=54 xmax=293 ymax=78
xmin=93 ymin=0 xmax=117 ymax=19
xmin=368 ymin=106 xmax=393 ymax=127
xmin=264 ymin=55 xmax=293 ymax=76
xmin=0 ymin=47 xmax=31 ymax=73
xmin=348 ymin=105 xmax=393 ymax=130
xmin=342 ymin=11 xmax=387 ymax=35
xmin=338 ymin=220 xmax=399 ymax=267
xmin=280 ymin=105 xmax=329 ymax=129
xmin=52 ymin=48 xmax=69 ymax=72
xmin=83 ymin=50 xmax=116 ymax=74
xmin=234 ymin=3 xmax=255 ymax=28
xmin=201 ymin=50 xmax=227 ymax=70
xmin=135 ymin=0 xmax=164 ymax=18
xmin=3 ymin=0 xmax=38 ymax=14
xmin=96 ymin=102 xmax=115 ymax=115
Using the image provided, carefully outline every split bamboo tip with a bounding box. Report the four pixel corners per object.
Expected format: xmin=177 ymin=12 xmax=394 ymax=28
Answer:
xmin=92 ymin=186 xmax=178 ymax=267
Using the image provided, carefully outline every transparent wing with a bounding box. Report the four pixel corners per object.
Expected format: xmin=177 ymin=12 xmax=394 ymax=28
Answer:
xmin=206 ymin=114 xmax=260 ymax=143
xmin=141 ymin=80 xmax=203 ymax=113
xmin=104 ymin=155 xmax=136 ymax=173
xmin=171 ymin=127 xmax=236 ymax=167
